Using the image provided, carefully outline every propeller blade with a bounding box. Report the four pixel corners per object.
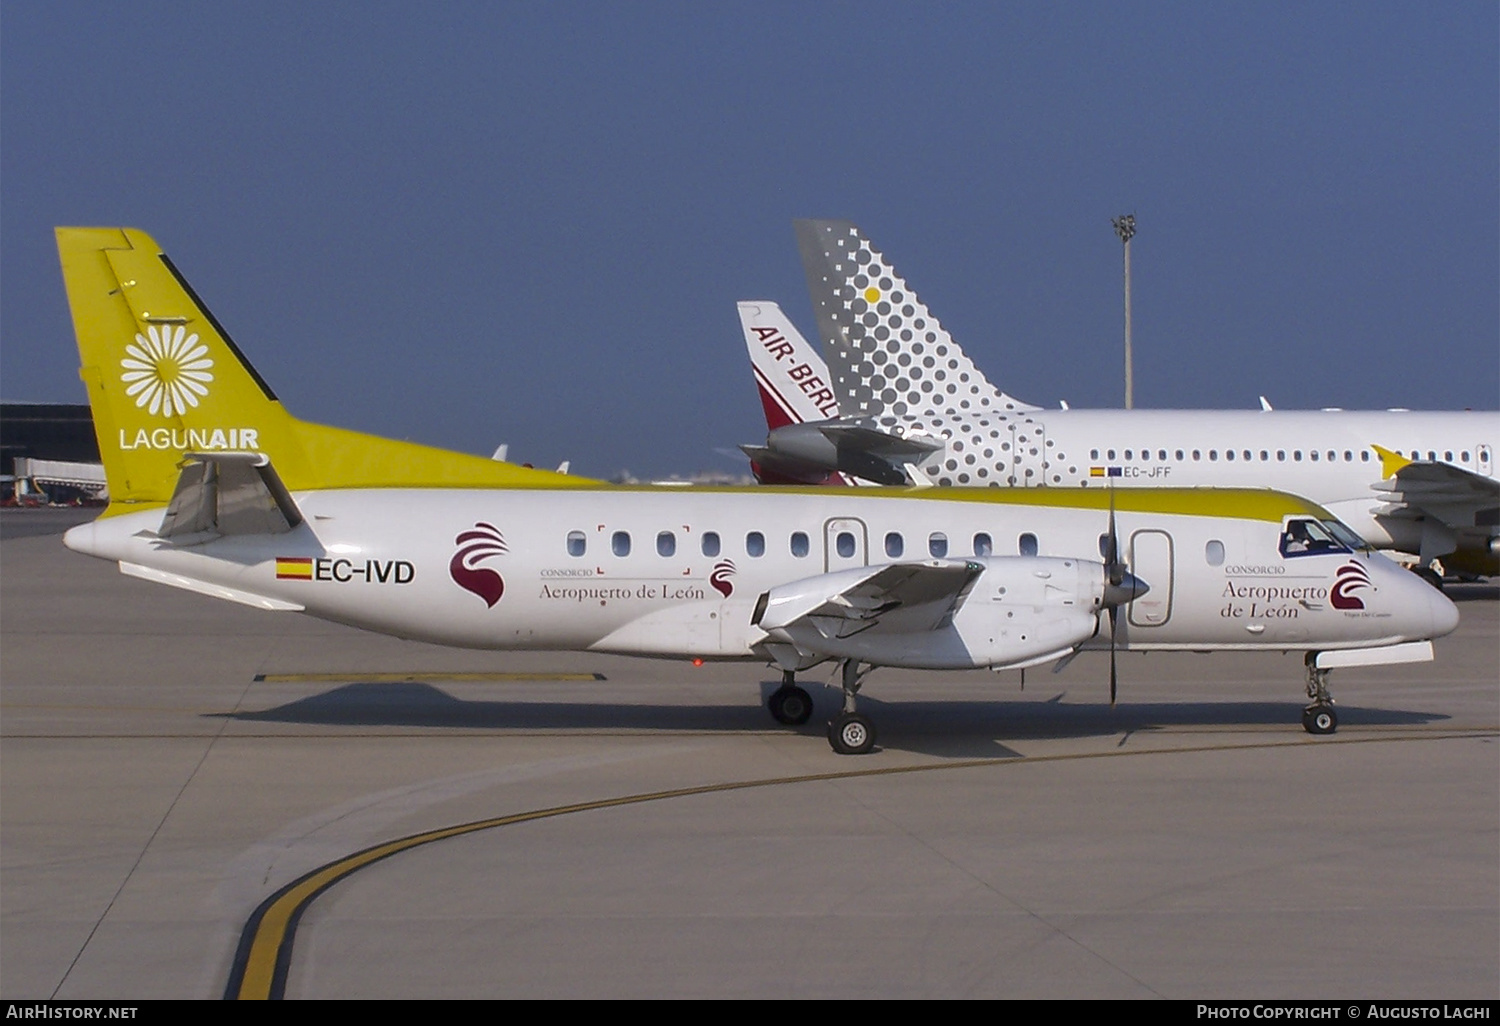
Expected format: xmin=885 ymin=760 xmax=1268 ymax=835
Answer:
xmin=1106 ymin=485 xmax=1123 ymax=586
xmin=1109 ymin=605 xmax=1119 ymax=705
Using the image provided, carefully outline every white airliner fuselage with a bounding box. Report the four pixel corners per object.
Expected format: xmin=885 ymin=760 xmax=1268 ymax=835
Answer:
xmin=66 ymin=486 xmax=1455 ymax=662
xmin=815 ymin=408 xmax=1494 ymax=560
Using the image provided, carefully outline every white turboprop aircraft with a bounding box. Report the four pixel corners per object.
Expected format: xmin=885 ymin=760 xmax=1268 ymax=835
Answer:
xmin=740 ymin=220 xmax=1500 ymax=585
xmin=57 ymin=227 xmax=1458 ymax=753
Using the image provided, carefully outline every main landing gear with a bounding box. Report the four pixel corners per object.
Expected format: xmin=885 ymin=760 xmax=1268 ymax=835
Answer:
xmin=827 ymin=659 xmax=876 ymax=756
xmin=1302 ymin=654 xmax=1338 ymax=736
xmin=764 ymin=662 xmax=878 ymax=755
xmin=767 ymin=670 xmax=814 ymax=726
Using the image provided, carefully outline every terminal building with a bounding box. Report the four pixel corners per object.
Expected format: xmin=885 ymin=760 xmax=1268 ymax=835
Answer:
xmin=0 ymin=403 xmax=105 ymax=503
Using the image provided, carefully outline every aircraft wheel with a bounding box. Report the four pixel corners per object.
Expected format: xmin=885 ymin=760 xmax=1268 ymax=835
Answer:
xmin=1411 ymin=566 xmax=1444 ymax=591
xmin=827 ymin=713 xmax=876 ymax=755
xmin=768 ymin=685 xmax=814 ymax=726
xmin=1302 ymin=703 xmax=1337 ymax=736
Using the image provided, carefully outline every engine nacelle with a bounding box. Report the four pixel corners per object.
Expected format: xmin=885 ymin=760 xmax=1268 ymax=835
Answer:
xmin=945 ymin=556 xmax=1107 ymax=669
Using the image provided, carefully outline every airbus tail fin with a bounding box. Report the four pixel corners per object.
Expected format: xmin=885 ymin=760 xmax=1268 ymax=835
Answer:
xmin=793 ymin=219 xmax=1038 ymax=420
xmin=57 ymin=228 xmax=593 ymax=508
xmin=738 ymin=301 xmax=840 ymax=430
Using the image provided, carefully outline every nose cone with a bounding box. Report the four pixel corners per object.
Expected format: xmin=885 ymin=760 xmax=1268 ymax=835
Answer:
xmin=1375 ymin=558 xmax=1461 ymax=640
xmin=1424 ymin=582 xmax=1460 ymax=639
xmin=1103 ymin=569 xmax=1149 ymax=609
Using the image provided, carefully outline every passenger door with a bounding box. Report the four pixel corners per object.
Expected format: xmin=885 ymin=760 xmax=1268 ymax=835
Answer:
xmin=1128 ymin=529 xmax=1174 ymax=627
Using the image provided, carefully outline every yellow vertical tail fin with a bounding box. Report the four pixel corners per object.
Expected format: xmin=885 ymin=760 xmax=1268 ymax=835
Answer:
xmin=57 ymin=227 xmax=594 ymax=508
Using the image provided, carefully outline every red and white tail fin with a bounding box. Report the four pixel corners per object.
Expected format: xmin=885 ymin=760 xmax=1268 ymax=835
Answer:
xmin=738 ymin=301 xmax=840 ymax=430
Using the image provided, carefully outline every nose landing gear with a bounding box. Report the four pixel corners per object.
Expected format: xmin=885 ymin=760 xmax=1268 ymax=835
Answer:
xmin=1302 ymin=655 xmax=1338 ymax=735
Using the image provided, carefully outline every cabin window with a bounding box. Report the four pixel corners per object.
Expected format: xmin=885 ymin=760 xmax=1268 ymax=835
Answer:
xmin=1461 ymin=451 xmax=1470 ymax=462
xmin=1091 ymin=449 xmax=1100 ymax=459
xmin=656 ymin=531 xmax=676 ymax=558
xmin=1209 ymin=450 xmax=1218 ymax=461
xmin=973 ymin=533 xmax=992 ymax=557
xmin=1330 ymin=451 xmax=1338 ymax=462
xmin=836 ymin=532 xmax=857 ymax=558
xmin=1310 ymin=450 xmax=1319 ymax=461
xmin=1175 ymin=449 xmax=1185 ymax=460
xmin=790 ymin=532 xmax=810 ymax=557
xmin=1293 ymin=450 xmax=1302 ymax=461
xmin=1277 ymin=450 xmax=1286 ymax=461
xmin=746 ymin=531 xmax=765 ymax=558
xmin=1107 ymin=449 xmax=1116 ymax=460
xmin=701 ymin=532 xmax=720 ymax=557
xmin=1225 ymin=450 xmax=1235 ymax=461
xmin=1205 ymin=540 xmax=1225 ymax=566
xmin=566 ymin=531 xmax=586 ymax=557
xmin=1427 ymin=450 xmax=1436 ymax=461
xmin=1124 ymin=449 xmax=1133 ymax=460
xmin=1444 ymin=451 xmax=1453 ymax=462
xmin=1344 ymin=450 xmax=1353 ymax=462
xmin=611 ymin=531 xmax=631 ymax=557
xmin=928 ymin=532 xmax=948 ymax=557
xmin=1260 ymin=450 xmax=1269 ymax=461
xmin=1019 ymin=532 xmax=1038 ymax=557
xmin=1098 ymin=534 xmax=1110 ymax=557
xmin=1192 ymin=450 xmax=1201 ymax=461
xmin=1158 ymin=449 xmax=1167 ymax=460
xmin=885 ymin=532 xmax=904 ymax=558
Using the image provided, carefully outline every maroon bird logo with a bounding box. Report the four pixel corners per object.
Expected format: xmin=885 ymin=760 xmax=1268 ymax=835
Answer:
xmin=450 ymin=522 xmax=507 ymax=608
xmin=710 ymin=559 xmax=736 ymax=598
xmin=1330 ymin=561 xmax=1371 ymax=611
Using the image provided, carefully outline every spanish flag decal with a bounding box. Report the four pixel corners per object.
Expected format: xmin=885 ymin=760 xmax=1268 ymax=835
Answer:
xmin=276 ymin=557 xmax=313 ymax=580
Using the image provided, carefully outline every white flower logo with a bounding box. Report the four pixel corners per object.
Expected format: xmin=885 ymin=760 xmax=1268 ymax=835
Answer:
xmin=121 ymin=325 xmax=214 ymax=417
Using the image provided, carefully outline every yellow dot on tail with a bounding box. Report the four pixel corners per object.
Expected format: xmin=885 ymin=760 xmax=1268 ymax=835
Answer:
xmin=863 ymin=287 xmax=880 ymax=303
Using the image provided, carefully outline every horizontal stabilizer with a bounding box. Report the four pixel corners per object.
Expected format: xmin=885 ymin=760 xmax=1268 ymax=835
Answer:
xmin=816 ymin=421 xmax=945 ymax=459
xmin=158 ymin=452 xmax=302 ymax=540
xmin=120 ymin=561 xmax=304 ymax=611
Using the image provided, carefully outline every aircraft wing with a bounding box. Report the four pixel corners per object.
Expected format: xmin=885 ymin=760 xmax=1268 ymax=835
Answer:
xmin=158 ymin=452 xmax=303 ymax=540
xmin=1370 ymin=446 xmax=1500 ymax=530
xmin=754 ymin=560 xmax=985 ymax=641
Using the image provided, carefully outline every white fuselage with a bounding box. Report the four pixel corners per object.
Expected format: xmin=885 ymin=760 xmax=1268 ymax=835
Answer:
xmin=64 ymin=486 xmax=1458 ymax=669
xmin=863 ymin=408 xmax=1496 ymax=552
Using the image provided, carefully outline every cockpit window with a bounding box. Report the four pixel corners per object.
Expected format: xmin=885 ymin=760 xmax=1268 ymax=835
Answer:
xmin=1321 ymin=519 xmax=1372 ymax=553
xmin=1279 ymin=518 xmax=1349 ymax=558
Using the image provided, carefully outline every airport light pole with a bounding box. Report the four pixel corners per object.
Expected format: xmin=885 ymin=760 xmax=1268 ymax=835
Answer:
xmin=1112 ymin=214 xmax=1136 ymax=409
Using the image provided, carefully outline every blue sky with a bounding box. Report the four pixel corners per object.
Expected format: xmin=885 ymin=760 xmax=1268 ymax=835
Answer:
xmin=3 ymin=2 xmax=1495 ymax=478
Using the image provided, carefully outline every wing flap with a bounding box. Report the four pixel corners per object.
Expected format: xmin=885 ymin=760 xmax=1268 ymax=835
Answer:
xmin=755 ymin=560 xmax=986 ymax=639
xmin=1371 ymin=458 xmax=1500 ymax=527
